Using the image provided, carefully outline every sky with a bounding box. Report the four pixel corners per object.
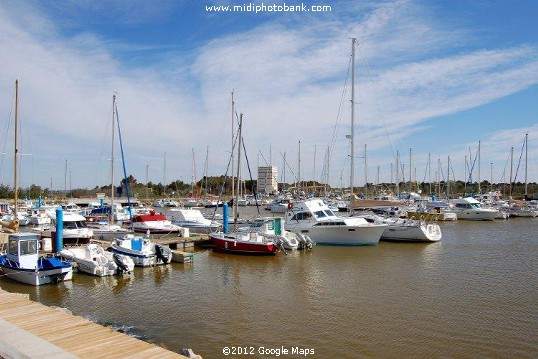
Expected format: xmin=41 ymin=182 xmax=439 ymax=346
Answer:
xmin=0 ymin=0 xmax=537 ymax=193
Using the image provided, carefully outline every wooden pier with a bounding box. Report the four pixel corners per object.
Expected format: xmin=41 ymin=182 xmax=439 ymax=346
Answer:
xmin=0 ymin=289 xmax=196 ymax=358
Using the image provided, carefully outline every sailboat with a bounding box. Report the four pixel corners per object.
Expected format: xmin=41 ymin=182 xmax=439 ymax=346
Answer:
xmin=0 ymin=80 xmax=73 ymax=285
xmin=209 ymin=114 xmax=281 ymax=254
xmin=285 ymin=39 xmax=386 ymax=246
xmin=107 ymin=95 xmax=173 ymax=265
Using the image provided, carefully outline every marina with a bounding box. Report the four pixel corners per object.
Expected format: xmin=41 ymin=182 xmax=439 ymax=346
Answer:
xmin=0 ymin=205 xmax=536 ymax=358
xmin=1 ymin=1 xmax=537 ymax=358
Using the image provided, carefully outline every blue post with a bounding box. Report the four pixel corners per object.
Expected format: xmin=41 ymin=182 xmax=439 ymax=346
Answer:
xmin=37 ymin=195 xmax=42 ymax=209
xmin=100 ymin=198 xmax=104 ymax=208
xmin=222 ymin=202 xmax=229 ymax=234
xmin=55 ymin=205 xmax=63 ymax=253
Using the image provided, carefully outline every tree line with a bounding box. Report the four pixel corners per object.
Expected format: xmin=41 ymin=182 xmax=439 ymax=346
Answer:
xmin=1 ymin=176 xmax=536 ymax=201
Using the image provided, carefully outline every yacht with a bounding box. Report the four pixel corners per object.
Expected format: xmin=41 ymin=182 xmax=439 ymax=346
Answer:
xmin=450 ymin=197 xmax=498 ymax=221
xmin=284 ymin=199 xmax=386 ymax=246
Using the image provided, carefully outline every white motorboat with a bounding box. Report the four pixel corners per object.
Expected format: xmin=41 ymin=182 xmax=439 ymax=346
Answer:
xmin=170 ymin=208 xmax=219 ymax=233
xmin=450 ymin=197 xmax=499 ymax=221
xmin=110 ymin=234 xmax=172 ymax=266
xmin=268 ymin=197 xmax=292 ymax=213
xmin=284 ymin=199 xmax=386 ymax=246
xmin=360 ymin=214 xmax=441 ymax=242
xmin=0 ymin=233 xmax=73 ymax=285
xmin=59 ymin=243 xmax=134 ymax=276
xmin=34 ymin=211 xmax=94 ymax=244
xmin=86 ymin=216 xmax=132 ymax=240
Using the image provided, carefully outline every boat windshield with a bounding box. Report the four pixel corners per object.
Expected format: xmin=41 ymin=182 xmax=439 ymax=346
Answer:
xmin=291 ymin=212 xmax=312 ymax=221
xmin=314 ymin=210 xmax=327 ymax=218
xmin=470 ymin=203 xmax=482 ymax=209
xmin=324 ymin=210 xmax=335 ymax=216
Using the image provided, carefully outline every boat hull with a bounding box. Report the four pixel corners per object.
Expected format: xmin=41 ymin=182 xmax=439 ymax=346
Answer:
xmin=381 ymin=223 xmax=442 ymax=242
xmin=209 ymin=233 xmax=278 ymax=255
xmin=0 ymin=259 xmax=72 ymax=286
xmin=291 ymin=225 xmax=385 ymax=246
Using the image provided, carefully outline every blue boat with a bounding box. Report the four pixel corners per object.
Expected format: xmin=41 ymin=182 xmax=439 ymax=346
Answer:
xmin=0 ymin=233 xmax=73 ymax=286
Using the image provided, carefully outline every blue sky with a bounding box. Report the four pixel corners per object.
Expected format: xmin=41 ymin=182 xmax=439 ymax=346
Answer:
xmin=0 ymin=0 xmax=537 ymax=193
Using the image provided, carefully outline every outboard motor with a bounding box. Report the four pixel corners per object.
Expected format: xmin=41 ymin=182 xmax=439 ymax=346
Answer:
xmin=113 ymin=253 xmax=130 ymax=273
xmin=155 ymin=244 xmax=171 ymax=264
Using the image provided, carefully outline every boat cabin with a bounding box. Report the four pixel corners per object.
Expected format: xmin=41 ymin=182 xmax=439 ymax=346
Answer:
xmin=6 ymin=233 xmax=39 ymax=269
xmin=245 ymin=217 xmax=283 ymax=235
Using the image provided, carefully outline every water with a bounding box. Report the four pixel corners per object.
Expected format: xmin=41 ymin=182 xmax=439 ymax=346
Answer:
xmin=1 ymin=209 xmax=537 ymax=358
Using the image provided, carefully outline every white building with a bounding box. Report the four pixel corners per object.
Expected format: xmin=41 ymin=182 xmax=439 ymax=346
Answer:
xmin=257 ymin=166 xmax=278 ymax=194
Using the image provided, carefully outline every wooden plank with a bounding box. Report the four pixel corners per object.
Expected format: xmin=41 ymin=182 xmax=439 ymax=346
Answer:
xmin=0 ymin=289 xmax=190 ymax=358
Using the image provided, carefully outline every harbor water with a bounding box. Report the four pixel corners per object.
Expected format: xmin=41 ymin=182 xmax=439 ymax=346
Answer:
xmin=1 ymin=208 xmax=536 ymax=358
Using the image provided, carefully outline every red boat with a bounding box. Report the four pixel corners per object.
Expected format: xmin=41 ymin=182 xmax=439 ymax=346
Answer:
xmin=209 ymin=231 xmax=279 ymax=255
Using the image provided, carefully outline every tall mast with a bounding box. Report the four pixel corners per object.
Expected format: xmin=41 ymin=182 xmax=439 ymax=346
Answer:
xmin=509 ymin=146 xmax=513 ymax=199
xmin=409 ymin=147 xmax=412 ymax=193
xmin=428 ymin=153 xmax=432 ymax=195
xmin=364 ymin=144 xmax=367 ymax=198
xmin=231 ymin=91 xmax=235 ymax=205
xmin=298 ymin=140 xmax=301 ymax=195
xmin=111 ymin=94 xmax=116 ymax=219
xmin=234 ymin=114 xmax=242 ymax=229
xmin=350 ymin=37 xmax=356 ymax=206
xmin=478 ymin=140 xmax=481 ymax=194
xmin=14 ymin=80 xmax=19 ymax=216
xmin=395 ymin=151 xmax=399 ymax=197
xmin=525 ymin=133 xmax=529 ymax=200
xmin=446 ymin=155 xmax=451 ymax=199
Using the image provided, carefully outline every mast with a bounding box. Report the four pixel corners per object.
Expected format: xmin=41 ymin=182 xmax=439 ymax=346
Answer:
xmin=111 ymin=94 xmax=116 ymax=221
xmin=428 ymin=153 xmax=432 ymax=195
xmin=446 ymin=155 xmax=451 ymax=199
xmin=14 ymin=80 xmax=19 ymax=217
xmin=364 ymin=144 xmax=367 ymax=198
xmin=298 ymin=140 xmax=301 ymax=195
xmin=409 ymin=147 xmax=412 ymax=193
xmin=350 ymin=37 xmax=356 ymax=206
xmin=478 ymin=140 xmax=481 ymax=194
xmin=234 ymin=114 xmax=242 ymax=230
xmin=525 ymin=133 xmax=529 ymax=200
xmin=191 ymin=148 xmax=196 ymax=196
xmin=395 ymin=150 xmax=399 ymax=197
xmin=509 ymin=146 xmax=514 ymax=199
xmin=231 ymin=91 xmax=235 ymax=206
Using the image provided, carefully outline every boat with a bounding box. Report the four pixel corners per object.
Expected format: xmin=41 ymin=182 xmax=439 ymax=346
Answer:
xmin=268 ymin=196 xmax=292 ymax=213
xmin=110 ymin=234 xmax=173 ymax=266
xmin=209 ymin=114 xmax=280 ymax=255
xmin=169 ymin=208 xmax=219 ymax=233
xmin=508 ymin=203 xmax=538 ymax=217
xmin=34 ymin=211 xmax=94 ymax=244
xmin=359 ymin=214 xmax=441 ymax=242
xmin=0 ymin=232 xmax=73 ymax=285
xmin=406 ymin=200 xmax=458 ymax=221
xmin=129 ymin=210 xmax=183 ymax=234
xmin=209 ymin=230 xmax=281 ymax=254
xmin=59 ymin=243 xmax=134 ymax=276
xmin=239 ymin=217 xmax=314 ymax=250
xmin=450 ymin=197 xmax=499 ymax=221
xmin=86 ymin=216 xmax=132 ymax=240
xmin=285 ymin=199 xmax=386 ymax=245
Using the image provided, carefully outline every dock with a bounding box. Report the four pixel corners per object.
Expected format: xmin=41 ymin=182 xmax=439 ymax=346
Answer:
xmin=0 ymin=289 xmax=198 ymax=358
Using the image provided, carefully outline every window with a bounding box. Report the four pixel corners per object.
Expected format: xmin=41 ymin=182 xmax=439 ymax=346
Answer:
xmin=314 ymin=210 xmax=327 ymax=218
xmin=8 ymin=240 xmax=17 ymax=255
xmin=19 ymin=240 xmax=37 ymax=255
